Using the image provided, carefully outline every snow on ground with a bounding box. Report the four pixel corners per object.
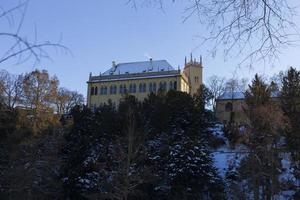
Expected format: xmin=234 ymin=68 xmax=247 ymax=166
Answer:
xmin=210 ymin=123 xmax=297 ymax=199
xmin=210 ymin=123 xmax=246 ymax=177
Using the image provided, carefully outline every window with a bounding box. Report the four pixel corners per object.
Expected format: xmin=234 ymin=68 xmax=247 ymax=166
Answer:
xmin=153 ymin=82 xmax=157 ymax=92
xmin=139 ymin=83 xmax=143 ymax=93
xmin=139 ymin=83 xmax=146 ymax=93
xmin=149 ymin=83 xmax=153 ymax=92
xmin=104 ymin=86 xmax=107 ymax=95
xmin=113 ymin=85 xmax=117 ymax=94
xmin=159 ymin=82 xmax=163 ymax=90
xmin=129 ymin=84 xmax=136 ymax=93
xmin=160 ymin=81 xmax=167 ymax=90
xmin=94 ymin=87 xmax=98 ymax=95
xmin=110 ymin=86 xmax=113 ymax=94
xmin=169 ymin=81 xmax=173 ymax=90
xmin=174 ymin=81 xmax=177 ymax=90
xmin=119 ymin=84 xmax=127 ymax=94
xmin=109 ymin=85 xmax=117 ymax=94
xmin=91 ymin=87 xmax=94 ymax=95
xmin=119 ymin=85 xmax=122 ymax=94
xmin=225 ymin=102 xmax=233 ymax=112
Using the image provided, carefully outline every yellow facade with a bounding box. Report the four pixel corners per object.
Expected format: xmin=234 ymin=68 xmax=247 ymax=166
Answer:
xmin=215 ymin=99 xmax=249 ymax=125
xmin=87 ymin=74 xmax=189 ymax=107
xmin=215 ymin=92 xmax=280 ymax=125
xmin=183 ymin=56 xmax=203 ymax=95
xmin=87 ymin=58 xmax=202 ymax=108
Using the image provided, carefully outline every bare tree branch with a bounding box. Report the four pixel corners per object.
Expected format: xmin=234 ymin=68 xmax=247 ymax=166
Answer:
xmin=0 ymin=1 xmax=70 ymax=66
xmin=128 ymin=0 xmax=300 ymax=66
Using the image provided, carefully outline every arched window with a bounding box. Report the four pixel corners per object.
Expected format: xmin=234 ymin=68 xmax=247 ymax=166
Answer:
xmin=139 ymin=83 xmax=143 ymax=92
xmin=143 ymin=83 xmax=146 ymax=92
xmin=133 ymin=84 xmax=136 ymax=93
xmin=119 ymin=85 xmax=123 ymax=94
xmin=149 ymin=83 xmax=153 ymax=92
xmin=114 ymin=85 xmax=116 ymax=94
xmin=94 ymin=87 xmax=98 ymax=95
xmin=123 ymin=85 xmax=127 ymax=93
xmin=225 ymin=102 xmax=233 ymax=111
xmin=104 ymin=86 xmax=107 ymax=94
xmin=160 ymin=81 xmax=167 ymax=90
xmin=91 ymin=87 xmax=94 ymax=95
xmin=129 ymin=84 xmax=133 ymax=93
xmin=169 ymin=81 xmax=173 ymax=90
xmin=174 ymin=81 xmax=177 ymax=90
xmin=159 ymin=82 xmax=163 ymax=90
xmin=153 ymin=82 xmax=157 ymax=92
xmin=110 ymin=85 xmax=113 ymax=94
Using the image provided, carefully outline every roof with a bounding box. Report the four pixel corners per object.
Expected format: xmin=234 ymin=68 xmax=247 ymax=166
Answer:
xmin=102 ymin=60 xmax=175 ymax=75
xmin=218 ymin=91 xmax=245 ymax=100
xmin=89 ymin=70 xmax=184 ymax=83
xmin=217 ymin=91 xmax=280 ymax=100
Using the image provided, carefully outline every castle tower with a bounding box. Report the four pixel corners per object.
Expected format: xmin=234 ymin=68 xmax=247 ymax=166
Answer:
xmin=183 ymin=54 xmax=203 ymax=96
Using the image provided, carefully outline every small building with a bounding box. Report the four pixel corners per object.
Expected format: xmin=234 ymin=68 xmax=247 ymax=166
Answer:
xmin=216 ymin=91 xmax=280 ymax=125
xmin=216 ymin=92 xmax=248 ymax=125
xmin=87 ymin=56 xmax=203 ymax=108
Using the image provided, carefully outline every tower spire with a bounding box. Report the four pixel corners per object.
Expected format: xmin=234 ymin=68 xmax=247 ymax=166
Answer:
xmin=185 ymin=56 xmax=187 ymax=65
xmin=190 ymin=53 xmax=193 ymax=62
xmin=200 ymin=55 xmax=202 ymax=66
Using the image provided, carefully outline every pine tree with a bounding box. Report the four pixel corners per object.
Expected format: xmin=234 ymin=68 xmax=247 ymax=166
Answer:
xmin=281 ymin=67 xmax=300 ymax=159
xmin=241 ymin=74 xmax=284 ymax=200
xmin=144 ymin=90 xmax=225 ymax=199
xmin=280 ymin=67 xmax=300 ymax=195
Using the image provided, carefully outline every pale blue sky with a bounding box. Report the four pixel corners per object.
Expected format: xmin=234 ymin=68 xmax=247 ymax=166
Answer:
xmin=1 ymin=0 xmax=300 ymax=96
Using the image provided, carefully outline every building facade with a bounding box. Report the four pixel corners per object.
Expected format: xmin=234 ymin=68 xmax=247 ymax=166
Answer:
xmin=87 ymin=56 xmax=203 ymax=108
xmin=215 ymin=92 xmax=249 ymax=125
xmin=216 ymin=91 xmax=280 ymax=125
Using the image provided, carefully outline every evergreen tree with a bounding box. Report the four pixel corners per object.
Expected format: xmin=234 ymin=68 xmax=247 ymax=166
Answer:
xmin=240 ymin=74 xmax=284 ymax=200
xmin=144 ymin=90 xmax=225 ymax=199
xmin=281 ymin=67 xmax=300 ymax=158
xmin=62 ymin=91 xmax=225 ymax=199
xmin=280 ymin=67 xmax=300 ymax=195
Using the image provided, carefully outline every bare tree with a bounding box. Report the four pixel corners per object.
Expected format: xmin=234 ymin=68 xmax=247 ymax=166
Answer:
xmin=225 ymin=77 xmax=249 ymax=95
xmin=55 ymin=87 xmax=84 ymax=114
xmin=101 ymin=105 xmax=149 ymax=200
xmin=128 ymin=0 xmax=299 ymax=65
xmin=0 ymin=1 xmax=69 ymax=66
xmin=207 ymin=75 xmax=226 ymax=112
xmin=0 ymin=70 xmax=23 ymax=108
xmin=22 ymin=69 xmax=59 ymax=132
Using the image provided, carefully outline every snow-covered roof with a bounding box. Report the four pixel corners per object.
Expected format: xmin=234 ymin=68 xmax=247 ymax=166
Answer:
xmin=217 ymin=91 xmax=280 ymax=100
xmin=218 ymin=91 xmax=245 ymax=100
xmin=102 ymin=60 xmax=175 ymax=75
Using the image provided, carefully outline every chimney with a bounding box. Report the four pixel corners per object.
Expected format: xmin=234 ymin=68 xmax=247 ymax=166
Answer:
xmin=112 ymin=61 xmax=116 ymax=67
xmin=150 ymin=58 xmax=153 ymax=62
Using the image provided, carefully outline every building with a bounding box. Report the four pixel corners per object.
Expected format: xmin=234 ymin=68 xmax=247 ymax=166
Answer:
xmin=87 ymin=55 xmax=203 ymax=108
xmin=215 ymin=92 xmax=248 ymax=125
xmin=216 ymin=91 xmax=280 ymax=125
